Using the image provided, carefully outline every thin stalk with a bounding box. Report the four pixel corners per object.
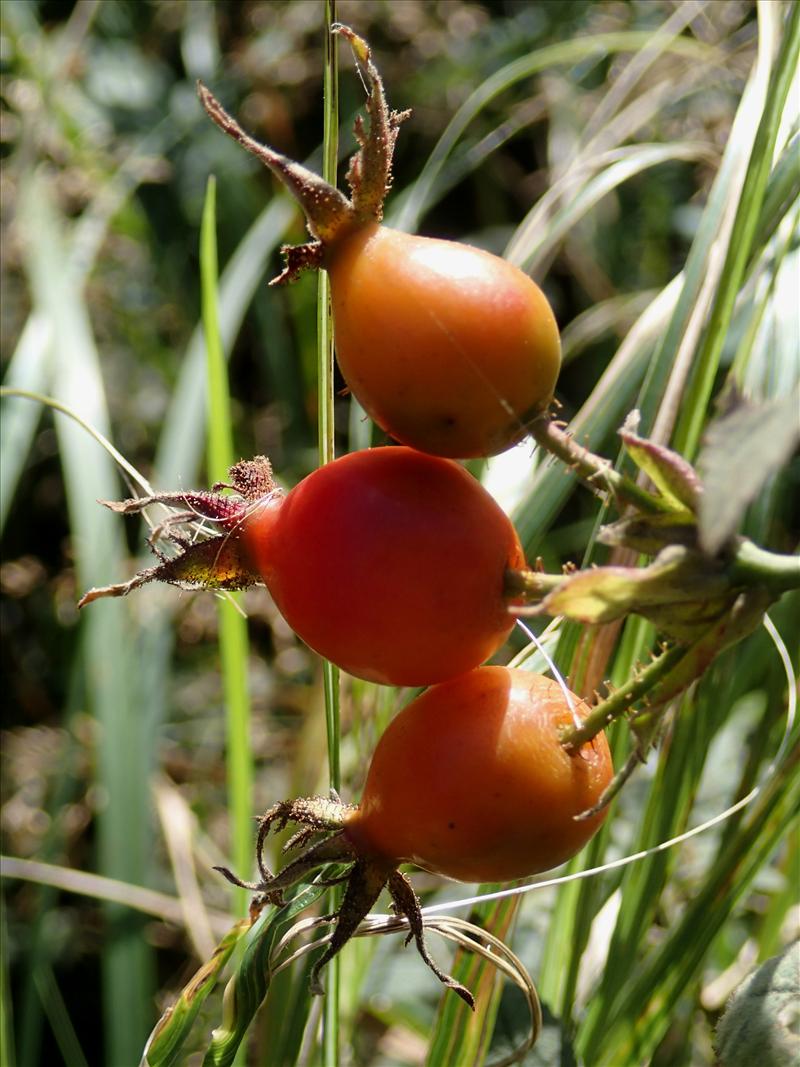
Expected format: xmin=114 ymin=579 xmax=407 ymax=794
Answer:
xmin=201 ymin=176 xmax=253 ymax=920
xmin=318 ymin=5 xmax=342 ymax=1065
xmin=729 ymin=540 xmax=800 ymax=591
xmin=561 ymin=643 xmax=688 ymax=751
xmin=504 ymin=567 xmax=572 ymax=600
xmin=529 ymin=415 xmax=669 ymax=515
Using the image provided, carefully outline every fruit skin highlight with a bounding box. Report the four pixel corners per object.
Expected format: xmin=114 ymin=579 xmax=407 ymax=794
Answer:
xmin=242 ymin=447 xmax=527 ymax=685
xmin=197 ymin=25 xmax=561 ymax=459
xmin=327 ymin=223 xmax=561 ymax=458
xmin=345 ymin=666 xmax=613 ymax=882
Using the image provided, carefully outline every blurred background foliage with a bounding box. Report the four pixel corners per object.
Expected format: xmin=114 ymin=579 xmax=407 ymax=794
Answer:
xmin=1 ymin=1 xmax=798 ymax=1065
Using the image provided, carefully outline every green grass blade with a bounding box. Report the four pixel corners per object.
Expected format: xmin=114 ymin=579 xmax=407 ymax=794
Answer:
xmin=535 ymin=618 xmax=649 ymax=1020
xmin=747 ymin=131 xmax=800 ymax=268
xmin=18 ymin=168 xmax=154 ymax=1064
xmin=154 ymin=195 xmax=295 ymax=489
xmin=201 ymin=885 xmax=328 ymax=1067
xmin=0 ymin=897 xmax=15 ymax=1067
xmin=515 ymin=142 xmax=714 ymax=277
xmin=201 ymin=176 xmax=237 ymax=483
xmin=631 ymin=82 xmax=765 ymax=437
xmin=0 ymin=314 xmax=51 ymax=533
xmin=426 ymin=894 xmax=519 ymax=1067
xmin=674 ymin=1 xmax=800 ymax=459
xmin=593 ymin=737 xmax=799 ymax=1064
xmin=200 ymin=175 xmax=254 ymax=921
xmin=579 ymin=687 xmax=718 ymax=1054
xmin=144 ymin=920 xmax=249 ymax=1067
xmin=32 ymin=968 xmax=89 ymax=1067
xmin=319 ymin=7 xmax=342 ymax=1064
xmin=395 ymin=31 xmax=716 ymax=234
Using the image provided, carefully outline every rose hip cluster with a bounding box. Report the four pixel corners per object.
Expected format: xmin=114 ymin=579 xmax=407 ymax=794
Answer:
xmin=80 ymin=27 xmax=612 ymax=1005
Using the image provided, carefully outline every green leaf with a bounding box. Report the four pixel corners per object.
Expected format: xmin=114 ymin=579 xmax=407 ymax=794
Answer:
xmin=697 ymin=389 xmax=800 ymax=554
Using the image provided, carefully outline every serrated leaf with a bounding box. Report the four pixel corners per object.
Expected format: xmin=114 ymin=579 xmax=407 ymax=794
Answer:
xmin=696 ymin=389 xmax=800 ymax=554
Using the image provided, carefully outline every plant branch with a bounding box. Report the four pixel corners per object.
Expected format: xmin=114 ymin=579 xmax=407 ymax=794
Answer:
xmin=504 ymin=567 xmax=568 ymax=600
xmin=729 ymin=540 xmax=800 ymax=592
xmin=561 ymin=643 xmax=688 ymax=752
xmin=529 ymin=414 xmax=669 ymax=515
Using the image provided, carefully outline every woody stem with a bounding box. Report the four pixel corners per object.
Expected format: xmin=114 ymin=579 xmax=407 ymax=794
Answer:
xmin=529 ymin=415 xmax=669 ymax=515
xmin=561 ymin=643 xmax=688 ymax=752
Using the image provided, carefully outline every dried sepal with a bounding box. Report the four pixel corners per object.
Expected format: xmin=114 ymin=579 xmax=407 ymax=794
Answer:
xmin=78 ymin=456 xmax=279 ymax=608
xmin=78 ymin=530 xmax=256 ymax=608
xmin=197 ymin=81 xmax=354 ymax=248
xmin=197 ymin=25 xmax=409 ymax=284
xmin=333 ymin=24 xmax=411 ymax=221
xmin=216 ymin=793 xmax=474 ymax=1008
xmin=271 ymin=241 xmax=325 ymax=286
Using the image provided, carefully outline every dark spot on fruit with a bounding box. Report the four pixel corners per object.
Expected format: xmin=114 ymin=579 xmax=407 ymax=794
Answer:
xmin=448 ymin=821 xmax=456 ymax=830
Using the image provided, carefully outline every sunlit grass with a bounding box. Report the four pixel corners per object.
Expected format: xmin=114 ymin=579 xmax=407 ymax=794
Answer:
xmin=1 ymin=2 xmax=798 ymax=1065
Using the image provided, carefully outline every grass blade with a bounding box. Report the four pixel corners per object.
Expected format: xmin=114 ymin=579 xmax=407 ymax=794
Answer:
xmin=144 ymin=920 xmax=250 ymax=1067
xmin=319 ymin=7 xmax=342 ymax=1064
xmin=18 ymin=168 xmax=154 ymax=1064
xmin=426 ymin=894 xmax=519 ymax=1067
xmin=395 ymin=31 xmax=715 ymax=235
xmin=674 ymin=0 xmax=800 ymax=458
xmin=0 ymin=315 xmax=51 ymax=532
xmin=201 ymin=885 xmax=328 ymax=1067
xmin=200 ymin=175 xmax=254 ymax=920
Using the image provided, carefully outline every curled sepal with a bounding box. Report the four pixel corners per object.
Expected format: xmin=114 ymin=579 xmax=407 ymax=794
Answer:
xmin=78 ymin=530 xmax=257 ymax=608
xmin=78 ymin=456 xmax=279 ymax=608
xmin=620 ymin=414 xmax=701 ymax=515
xmin=332 ymin=24 xmax=411 ymax=221
xmin=216 ymin=793 xmax=475 ymax=1009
